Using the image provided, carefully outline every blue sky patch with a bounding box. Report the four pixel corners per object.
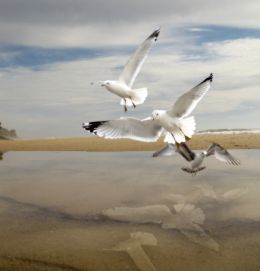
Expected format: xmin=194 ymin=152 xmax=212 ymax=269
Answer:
xmin=1 ymin=25 xmax=260 ymax=70
xmin=0 ymin=45 xmax=134 ymax=69
xmin=186 ymin=25 xmax=260 ymax=43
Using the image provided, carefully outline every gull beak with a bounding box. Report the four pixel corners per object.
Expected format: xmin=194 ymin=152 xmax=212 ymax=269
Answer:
xmin=90 ymin=81 xmax=105 ymax=86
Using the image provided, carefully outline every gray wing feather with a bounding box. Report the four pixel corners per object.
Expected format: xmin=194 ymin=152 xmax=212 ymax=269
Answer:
xmin=168 ymin=74 xmax=213 ymax=118
xmin=177 ymin=142 xmax=196 ymax=161
xmin=152 ymin=144 xmax=176 ymax=157
xmin=118 ymin=29 xmax=160 ymax=88
xmin=82 ymin=117 xmax=163 ymax=142
xmin=206 ymin=143 xmax=240 ymax=165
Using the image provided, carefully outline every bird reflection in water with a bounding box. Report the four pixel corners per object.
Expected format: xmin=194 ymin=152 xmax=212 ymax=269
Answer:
xmin=110 ymin=232 xmax=157 ymax=271
xmin=104 ymin=185 xmax=247 ymax=252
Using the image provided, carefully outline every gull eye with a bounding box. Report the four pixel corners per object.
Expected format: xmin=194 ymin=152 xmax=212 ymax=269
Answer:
xmin=107 ymin=82 xmax=110 ymax=85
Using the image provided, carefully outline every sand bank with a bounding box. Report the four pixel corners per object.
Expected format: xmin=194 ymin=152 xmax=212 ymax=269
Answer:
xmin=0 ymin=133 xmax=259 ymax=152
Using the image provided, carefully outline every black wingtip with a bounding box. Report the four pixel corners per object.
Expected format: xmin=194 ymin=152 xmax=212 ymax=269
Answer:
xmin=82 ymin=121 xmax=107 ymax=134
xmin=198 ymin=73 xmax=213 ymax=85
xmin=149 ymin=28 xmax=160 ymax=41
xmin=206 ymin=73 xmax=213 ymax=82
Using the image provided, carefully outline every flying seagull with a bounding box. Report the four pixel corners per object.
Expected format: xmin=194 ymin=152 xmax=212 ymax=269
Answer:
xmin=83 ymin=73 xmax=213 ymax=144
xmin=153 ymin=142 xmax=240 ymax=174
xmin=99 ymin=28 xmax=160 ymax=112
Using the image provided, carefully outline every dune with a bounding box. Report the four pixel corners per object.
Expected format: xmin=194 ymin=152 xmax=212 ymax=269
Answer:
xmin=0 ymin=133 xmax=259 ymax=152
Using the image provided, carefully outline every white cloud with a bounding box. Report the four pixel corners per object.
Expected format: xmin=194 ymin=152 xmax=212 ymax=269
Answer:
xmin=0 ymin=1 xmax=260 ymax=47
xmin=188 ymin=27 xmax=211 ymax=32
xmin=1 ymin=37 xmax=260 ymax=137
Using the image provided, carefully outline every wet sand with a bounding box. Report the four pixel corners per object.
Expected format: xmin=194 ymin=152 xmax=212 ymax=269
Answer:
xmin=1 ymin=195 xmax=260 ymax=271
xmin=0 ymin=133 xmax=259 ymax=152
xmin=1 ymin=151 xmax=260 ymax=270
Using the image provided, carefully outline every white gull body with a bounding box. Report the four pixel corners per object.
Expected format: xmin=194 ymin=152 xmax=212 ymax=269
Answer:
xmin=101 ymin=28 xmax=160 ymax=112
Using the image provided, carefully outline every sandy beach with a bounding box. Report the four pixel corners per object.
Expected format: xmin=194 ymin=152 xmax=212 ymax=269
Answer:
xmin=0 ymin=133 xmax=259 ymax=152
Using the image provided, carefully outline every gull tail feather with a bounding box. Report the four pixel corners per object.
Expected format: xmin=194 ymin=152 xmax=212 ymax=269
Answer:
xmin=163 ymin=117 xmax=196 ymax=144
xmin=120 ymin=88 xmax=148 ymax=106
xmin=179 ymin=116 xmax=196 ymax=139
xmin=164 ymin=132 xmax=175 ymax=144
xmin=164 ymin=129 xmax=185 ymax=144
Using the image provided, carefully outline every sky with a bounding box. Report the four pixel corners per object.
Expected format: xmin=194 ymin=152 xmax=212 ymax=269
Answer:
xmin=1 ymin=0 xmax=260 ymax=138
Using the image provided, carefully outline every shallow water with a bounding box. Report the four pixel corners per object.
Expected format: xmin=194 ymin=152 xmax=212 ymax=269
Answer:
xmin=0 ymin=150 xmax=260 ymax=271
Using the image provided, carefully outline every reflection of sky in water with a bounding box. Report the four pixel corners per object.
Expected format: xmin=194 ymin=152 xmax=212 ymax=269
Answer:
xmin=0 ymin=150 xmax=260 ymax=270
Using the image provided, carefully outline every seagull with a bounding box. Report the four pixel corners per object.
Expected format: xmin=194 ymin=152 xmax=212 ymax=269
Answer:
xmin=83 ymin=73 xmax=213 ymax=144
xmin=99 ymin=28 xmax=160 ymax=112
xmin=153 ymin=142 xmax=240 ymax=175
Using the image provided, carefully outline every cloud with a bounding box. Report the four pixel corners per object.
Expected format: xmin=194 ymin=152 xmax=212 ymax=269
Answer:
xmin=1 ymin=36 xmax=260 ymax=137
xmin=1 ymin=1 xmax=260 ymax=47
xmin=188 ymin=27 xmax=211 ymax=32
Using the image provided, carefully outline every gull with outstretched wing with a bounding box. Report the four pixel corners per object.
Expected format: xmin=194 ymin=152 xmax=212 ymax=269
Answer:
xmin=83 ymin=74 xmax=213 ymax=144
xmin=98 ymin=28 xmax=160 ymax=112
xmin=153 ymin=142 xmax=240 ymax=174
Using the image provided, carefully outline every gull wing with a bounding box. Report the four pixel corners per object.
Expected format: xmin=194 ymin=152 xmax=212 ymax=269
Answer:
xmin=206 ymin=143 xmax=240 ymax=165
xmin=118 ymin=28 xmax=160 ymax=88
xmin=82 ymin=117 xmax=163 ymax=142
xmin=168 ymin=73 xmax=213 ymax=118
xmin=181 ymin=166 xmax=206 ymax=174
xmin=152 ymin=144 xmax=176 ymax=157
xmin=177 ymin=142 xmax=196 ymax=162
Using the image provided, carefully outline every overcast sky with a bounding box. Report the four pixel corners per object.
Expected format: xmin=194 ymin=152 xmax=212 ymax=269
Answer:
xmin=1 ymin=0 xmax=260 ymax=138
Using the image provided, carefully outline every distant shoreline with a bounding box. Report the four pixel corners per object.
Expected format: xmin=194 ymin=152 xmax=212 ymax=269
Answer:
xmin=0 ymin=133 xmax=259 ymax=152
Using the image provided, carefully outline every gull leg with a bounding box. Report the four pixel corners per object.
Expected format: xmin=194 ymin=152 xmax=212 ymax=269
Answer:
xmin=124 ymin=99 xmax=127 ymax=112
xmin=131 ymin=99 xmax=136 ymax=108
xmin=176 ymin=142 xmax=180 ymax=150
xmin=171 ymin=133 xmax=176 ymax=144
xmin=128 ymin=96 xmax=136 ymax=109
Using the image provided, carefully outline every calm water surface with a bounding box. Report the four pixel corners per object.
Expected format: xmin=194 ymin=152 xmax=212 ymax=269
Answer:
xmin=0 ymin=150 xmax=260 ymax=271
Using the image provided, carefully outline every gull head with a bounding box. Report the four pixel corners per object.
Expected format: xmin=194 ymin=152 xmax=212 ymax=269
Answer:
xmin=201 ymin=151 xmax=207 ymax=157
xmin=152 ymin=110 xmax=164 ymax=120
xmin=101 ymin=80 xmax=113 ymax=87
